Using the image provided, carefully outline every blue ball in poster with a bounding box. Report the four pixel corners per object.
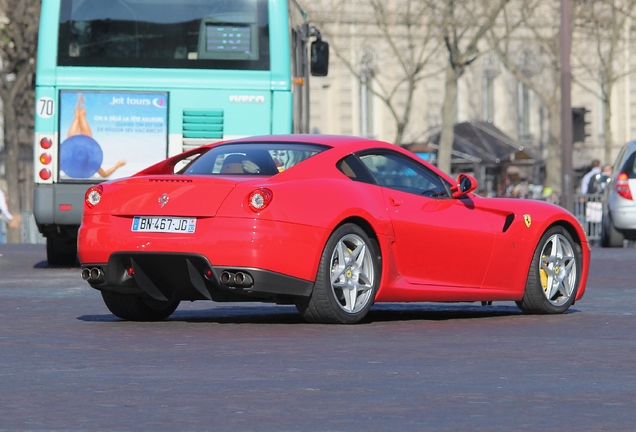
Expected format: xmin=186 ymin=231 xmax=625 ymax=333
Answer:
xmin=60 ymin=134 xmax=103 ymax=178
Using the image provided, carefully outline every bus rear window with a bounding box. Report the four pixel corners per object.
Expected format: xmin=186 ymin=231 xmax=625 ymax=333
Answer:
xmin=57 ymin=0 xmax=270 ymax=70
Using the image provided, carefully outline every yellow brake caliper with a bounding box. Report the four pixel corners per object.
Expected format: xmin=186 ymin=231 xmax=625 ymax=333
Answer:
xmin=540 ymin=254 xmax=548 ymax=291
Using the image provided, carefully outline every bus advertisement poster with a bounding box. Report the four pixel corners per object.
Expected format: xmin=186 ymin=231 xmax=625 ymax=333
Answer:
xmin=58 ymin=90 xmax=169 ymax=181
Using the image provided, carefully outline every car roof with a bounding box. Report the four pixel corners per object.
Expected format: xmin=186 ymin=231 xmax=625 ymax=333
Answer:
xmin=220 ymin=134 xmax=381 ymax=148
xmin=211 ymin=134 xmax=406 ymax=161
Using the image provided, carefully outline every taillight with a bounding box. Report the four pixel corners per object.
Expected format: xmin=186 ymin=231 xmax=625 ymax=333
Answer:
xmin=247 ymin=188 xmax=273 ymax=212
xmin=615 ymin=172 xmax=633 ymax=200
xmin=39 ymin=169 xmax=52 ymax=181
xmin=39 ymin=153 xmax=52 ymax=165
xmin=85 ymin=185 xmax=103 ymax=208
xmin=36 ymin=135 xmax=55 ymax=183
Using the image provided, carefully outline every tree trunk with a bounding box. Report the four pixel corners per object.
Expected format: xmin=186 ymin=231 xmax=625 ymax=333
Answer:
xmin=4 ymin=104 xmax=20 ymax=243
xmin=438 ymin=65 xmax=458 ymax=174
xmin=603 ymin=96 xmax=613 ymax=166
xmin=545 ymin=105 xmax=562 ymax=195
xmin=394 ymin=122 xmax=406 ymax=147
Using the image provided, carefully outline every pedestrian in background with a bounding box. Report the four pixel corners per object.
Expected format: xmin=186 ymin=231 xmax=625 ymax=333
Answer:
xmin=597 ymin=164 xmax=613 ymax=192
xmin=0 ymin=188 xmax=19 ymax=244
xmin=580 ymin=159 xmax=602 ymax=194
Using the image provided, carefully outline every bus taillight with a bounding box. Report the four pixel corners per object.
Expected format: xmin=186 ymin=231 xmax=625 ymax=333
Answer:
xmin=35 ymin=134 xmax=55 ymax=183
xmin=39 ymin=153 xmax=52 ymax=165
xmin=39 ymin=169 xmax=52 ymax=181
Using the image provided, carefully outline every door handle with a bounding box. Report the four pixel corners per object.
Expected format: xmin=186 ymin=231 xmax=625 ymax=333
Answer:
xmin=389 ymin=197 xmax=402 ymax=206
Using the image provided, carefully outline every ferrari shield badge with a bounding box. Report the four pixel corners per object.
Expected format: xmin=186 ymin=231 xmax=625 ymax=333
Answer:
xmin=523 ymin=214 xmax=532 ymax=228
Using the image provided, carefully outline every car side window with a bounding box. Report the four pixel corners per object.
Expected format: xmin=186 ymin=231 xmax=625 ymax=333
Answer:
xmin=358 ymin=152 xmax=450 ymax=197
xmin=336 ymin=155 xmax=376 ymax=184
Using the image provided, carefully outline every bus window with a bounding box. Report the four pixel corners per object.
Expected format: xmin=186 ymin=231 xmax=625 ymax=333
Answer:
xmin=57 ymin=0 xmax=270 ymax=70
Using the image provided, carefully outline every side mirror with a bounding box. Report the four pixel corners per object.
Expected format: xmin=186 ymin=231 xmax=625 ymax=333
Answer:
xmin=310 ymin=39 xmax=329 ymax=77
xmin=450 ymin=173 xmax=478 ymax=198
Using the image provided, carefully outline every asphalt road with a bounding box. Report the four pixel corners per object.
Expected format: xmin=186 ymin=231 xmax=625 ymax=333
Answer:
xmin=0 ymin=243 xmax=635 ymax=431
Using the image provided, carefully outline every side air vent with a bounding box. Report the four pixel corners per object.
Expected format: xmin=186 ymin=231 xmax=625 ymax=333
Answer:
xmin=183 ymin=110 xmax=224 ymax=139
xmin=502 ymin=213 xmax=515 ymax=232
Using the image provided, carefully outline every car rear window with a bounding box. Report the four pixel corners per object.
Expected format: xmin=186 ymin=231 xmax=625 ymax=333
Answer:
xmin=620 ymin=151 xmax=636 ymax=178
xmin=183 ymin=142 xmax=326 ymax=175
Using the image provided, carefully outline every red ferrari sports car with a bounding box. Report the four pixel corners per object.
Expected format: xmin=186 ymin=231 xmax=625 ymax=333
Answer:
xmin=78 ymin=135 xmax=589 ymax=324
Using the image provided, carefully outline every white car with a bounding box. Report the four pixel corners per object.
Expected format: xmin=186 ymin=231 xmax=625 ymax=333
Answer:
xmin=601 ymin=140 xmax=636 ymax=247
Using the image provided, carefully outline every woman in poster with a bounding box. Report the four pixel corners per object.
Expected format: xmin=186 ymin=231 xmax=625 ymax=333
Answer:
xmin=60 ymin=93 xmax=126 ymax=178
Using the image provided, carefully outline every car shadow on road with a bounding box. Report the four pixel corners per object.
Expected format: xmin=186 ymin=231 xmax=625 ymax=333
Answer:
xmin=33 ymin=260 xmax=81 ymax=269
xmin=368 ymin=303 xmax=524 ymax=322
xmin=76 ymin=303 xmax=580 ymax=325
xmin=78 ymin=306 xmax=306 ymax=324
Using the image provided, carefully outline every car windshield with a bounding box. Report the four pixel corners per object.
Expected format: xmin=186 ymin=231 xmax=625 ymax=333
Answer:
xmin=183 ymin=143 xmax=327 ymax=175
xmin=58 ymin=0 xmax=270 ymax=70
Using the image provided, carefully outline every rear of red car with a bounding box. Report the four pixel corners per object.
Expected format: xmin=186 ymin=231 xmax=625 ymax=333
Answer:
xmin=78 ymin=142 xmax=328 ymax=304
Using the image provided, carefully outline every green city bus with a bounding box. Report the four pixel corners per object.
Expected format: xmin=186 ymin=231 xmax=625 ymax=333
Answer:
xmin=33 ymin=0 xmax=328 ymax=265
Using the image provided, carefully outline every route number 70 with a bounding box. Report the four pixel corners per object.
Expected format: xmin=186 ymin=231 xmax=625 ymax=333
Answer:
xmin=37 ymin=97 xmax=55 ymax=119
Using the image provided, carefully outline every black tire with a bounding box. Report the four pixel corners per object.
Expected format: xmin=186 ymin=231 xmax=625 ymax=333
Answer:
xmin=600 ymin=212 xmax=624 ymax=248
xmin=101 ymin=291 xmax=180 ymax=321
xmin=46 ymin=234 xmax=78 ymax=266
xmin=517 ymin=226 xmax=582 ymax=314
xmin=296 ymin=223 xmax=380 ymax=324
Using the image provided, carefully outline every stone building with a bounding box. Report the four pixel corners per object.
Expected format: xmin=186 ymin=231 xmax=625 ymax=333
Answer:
xmin=301 ymin=0 xmax=636 ymax=195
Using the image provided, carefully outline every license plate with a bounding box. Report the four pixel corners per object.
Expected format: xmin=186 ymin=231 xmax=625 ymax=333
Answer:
xmin=131 ymin=216 xmax=197 ymax=233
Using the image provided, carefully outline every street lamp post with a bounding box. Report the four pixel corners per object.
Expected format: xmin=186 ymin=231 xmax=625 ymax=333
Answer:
xmin=560 ymin=0 xmax=574 ymax=213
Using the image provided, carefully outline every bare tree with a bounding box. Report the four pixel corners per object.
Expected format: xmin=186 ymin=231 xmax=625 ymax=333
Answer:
xmin=488 ymin=0 xmax=565 ymax=192
xmin=0 ymin=0 xmax=40 ymax=243
xmin=436 ymin=0 xmax=511 ymax=174
xmin=572 ymin=0 xmax=636 ymax=165
xmin=302 ymin=0 xmax=443 ymax=145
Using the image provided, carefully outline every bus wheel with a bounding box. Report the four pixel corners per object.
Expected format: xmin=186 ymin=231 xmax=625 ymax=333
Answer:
xmin=46 ymin=234 xmax=77 ymax=266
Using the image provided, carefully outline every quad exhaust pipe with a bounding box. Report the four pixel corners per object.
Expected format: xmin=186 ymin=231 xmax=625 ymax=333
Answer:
xmin=220 ymin=270 xmax=254 ymax=287
xmin=83 ymin=266 xmax=253 ymax=287
xmin=82 ymin=267 xmax=105 ymax=283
